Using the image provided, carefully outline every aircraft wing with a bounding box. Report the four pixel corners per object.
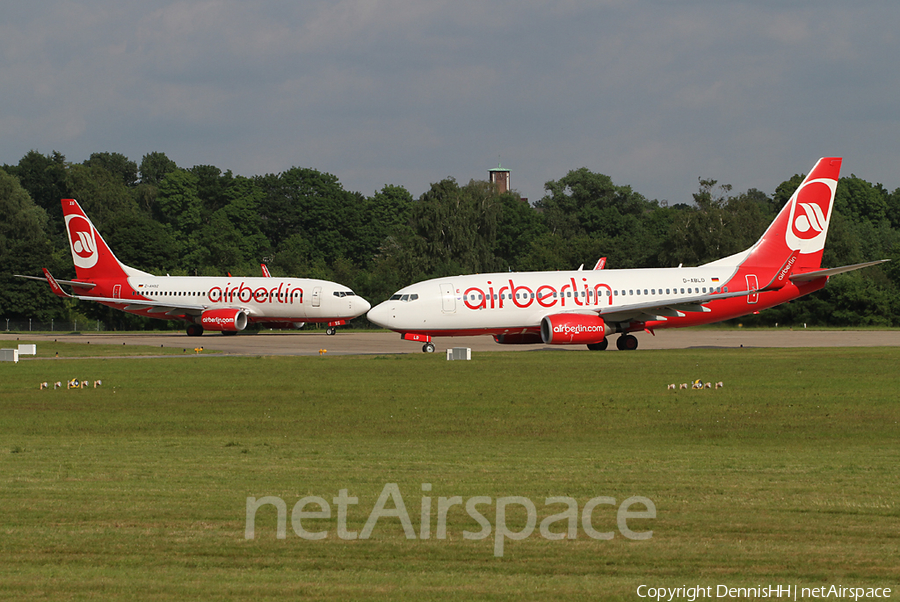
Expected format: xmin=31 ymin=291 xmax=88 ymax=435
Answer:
xmin=790 ymin=260 xmax=889 ymax=283
xmin=582 ymin=288 xmax=757 ymax=324
xmin=74 ymin=295 xmax=209 ymax=316
xmin=575 ymin=259 xmax=889 ymax=324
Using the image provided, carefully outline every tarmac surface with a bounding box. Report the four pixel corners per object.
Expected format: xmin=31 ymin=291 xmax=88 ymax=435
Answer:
xmin=3 ymin=329 xmax=899 ymax=357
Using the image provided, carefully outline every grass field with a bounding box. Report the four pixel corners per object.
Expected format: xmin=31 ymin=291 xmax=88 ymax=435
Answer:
xmin=1 ymin=346 xmax=898 ymax=600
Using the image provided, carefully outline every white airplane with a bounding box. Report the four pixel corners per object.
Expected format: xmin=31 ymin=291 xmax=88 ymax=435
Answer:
xmin=19 ymin=199 xmax=371 ymax=336
xmin=368 ymin=158 xmax=887 ymax=352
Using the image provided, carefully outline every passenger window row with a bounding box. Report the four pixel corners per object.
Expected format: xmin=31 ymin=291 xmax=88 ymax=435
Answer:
xmin=460 ymin=286 xmax=729 ymax=303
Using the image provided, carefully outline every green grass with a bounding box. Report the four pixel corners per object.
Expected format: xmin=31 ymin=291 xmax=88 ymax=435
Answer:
xmin=1 ymin=349 xmax=898 ymax=600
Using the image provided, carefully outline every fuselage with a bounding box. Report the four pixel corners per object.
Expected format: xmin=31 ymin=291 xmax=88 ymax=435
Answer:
xmin=366 ymin=265 xmax=826 ymax=337
xmin=80 ymin=274 xmax=370 ymax=324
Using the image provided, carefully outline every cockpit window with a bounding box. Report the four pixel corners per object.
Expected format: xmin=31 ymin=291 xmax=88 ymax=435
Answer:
xmin=389 ymin=293 xmax=419 ymax=302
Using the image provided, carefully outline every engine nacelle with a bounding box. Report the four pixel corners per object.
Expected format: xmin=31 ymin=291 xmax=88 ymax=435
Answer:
xmin=200 ymin=308 xmax=248 ymax=332
xmin=540 ymin=314 xmax=610 ymax=345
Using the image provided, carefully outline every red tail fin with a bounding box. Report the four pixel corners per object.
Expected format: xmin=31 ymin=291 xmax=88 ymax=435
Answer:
xmin=741 ymin=157 xmax=841 ymax=274
xmin=62 ymin=199 xmax=135 ymax=281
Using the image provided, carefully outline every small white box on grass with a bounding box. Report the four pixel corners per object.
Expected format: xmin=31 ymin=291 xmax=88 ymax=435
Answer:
xmin=446 ymin=347 xmax=471 ymax=361
xmin=17 ymin=344 xmax=36 ymax=355
xmin=1 ymin=349 xmax=19 ymax=363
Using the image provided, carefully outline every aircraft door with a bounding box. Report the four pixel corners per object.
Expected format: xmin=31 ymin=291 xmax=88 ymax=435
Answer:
xmin=312 ymin=287 xmax=322 ymax=307
xmin=113 ymin=284 xmax=122 ymax=299
xmin=440 ymin=283 xmax=456 ymax=313
xmin=745 ymin=274 xmax=759 ymax=304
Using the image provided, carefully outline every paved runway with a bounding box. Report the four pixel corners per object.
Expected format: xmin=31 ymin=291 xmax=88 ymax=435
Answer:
xmin=3 ymin=329 xmax=898 ymax=357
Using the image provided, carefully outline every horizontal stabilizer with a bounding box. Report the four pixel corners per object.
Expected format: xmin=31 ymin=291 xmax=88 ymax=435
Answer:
xmin=790 ymin=259 xmax=889 ymax=283
xmin=15 ymin=273 xmax=97 ymax=291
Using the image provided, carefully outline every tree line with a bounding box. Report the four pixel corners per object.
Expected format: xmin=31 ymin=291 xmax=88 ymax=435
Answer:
xmin=2 ymin=150 xmax=899 ymax=330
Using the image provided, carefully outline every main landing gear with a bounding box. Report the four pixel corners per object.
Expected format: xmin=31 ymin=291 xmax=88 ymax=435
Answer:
xmin=422 ymin=342 xmax=435 ymax=353
xmin=616 ymin=334 xmax=638 ymax=351
xmin=586 ymin=335 xmax=638 ymax=351
xmin=186 ymin=323 xmax=204 ymax=337
xmin=326 ymin=327 xmax=336 ymax=336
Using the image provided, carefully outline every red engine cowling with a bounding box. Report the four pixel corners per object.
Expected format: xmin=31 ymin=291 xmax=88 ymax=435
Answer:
xmin=200 ymin=309 xmax=248 ymax=332
xmin=540 ymin=314 xmax=610 ymax=345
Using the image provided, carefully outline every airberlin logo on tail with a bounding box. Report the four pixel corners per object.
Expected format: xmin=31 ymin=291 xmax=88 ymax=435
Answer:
xmin=785 ymin=178 xmax=836 ymax=254
xmin=794 ymin=202 xmax=827 ymax=236
xmin=65 ymin=214 xmax=99 ymax=269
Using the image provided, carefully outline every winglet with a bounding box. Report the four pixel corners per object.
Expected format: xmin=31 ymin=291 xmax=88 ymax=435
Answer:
xmin=261 ymin=263 xmax=272 ymax=278
xmin=43 ymin=268 xmax=73 ymax=299
xmin=593 ymin=257 xmax=607 ymax=270
xmin=760 ymin=250 xmax=800 ymax=291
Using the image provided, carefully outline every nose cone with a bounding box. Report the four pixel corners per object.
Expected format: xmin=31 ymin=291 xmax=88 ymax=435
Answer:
xmin=366 ymin=301 xmax=392 ymax=329
xmin=353 ymin=296 xmax=371 ymax=317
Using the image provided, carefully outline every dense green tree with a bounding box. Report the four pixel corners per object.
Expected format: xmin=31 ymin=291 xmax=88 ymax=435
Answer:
xmin=270 ymin=233 xmax=317 ymax=277
xmin=494 ymin=192 xmax=547 ymax=270
xmin=84 ymin=152 xmax=138 ymax=187
xmin=102 ymin=211 xmax=179 ymax=273
xmin=538 ymin=168 xmax=652 ymax=239
xmin=191 ymin=165 xmax=234 ymax=218
xmin=535 ymin=169 xmax=663 ymax=270
xmin=255 ymin=167 xmax=371 ymax=264
xmin=155 ymin=169 xmax=202 ymax=232
xmin=407 ymin=178 xmax=504 ymax=276
xmin=8 ymin=150 xmax=69 ymax=211
xmin=661 ymin=180 xmax=773 ymax=267
xmin=66 ymin=163 xmax=139 ymax=232
xmin=834 ymin=176 xmax=889 ymax=225
xmin=194 ymin=176 xmax=270 ymax=272
xmin=0 ymin=169 xmax=59 ymax=321
xmin=370 ymin=185 xmax=414 ymax=234
xmin=886 ymin=187 xmax=900 ymax=230
xmin=7 ymin=150 xmax=70 ymax=240
xmin=140 ymin=152 xmax=178 ymax=185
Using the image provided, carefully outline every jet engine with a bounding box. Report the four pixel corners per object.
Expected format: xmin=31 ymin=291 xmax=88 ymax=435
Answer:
xmin=200 ymin=308 xmax=248 ymax=332
xmin=540 ymin=314 xmax=611 ymax=345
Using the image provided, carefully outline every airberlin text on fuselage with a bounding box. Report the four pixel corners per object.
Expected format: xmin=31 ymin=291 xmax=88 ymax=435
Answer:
xmin=203 ymin=282 xmax=303 ymax=304
xmin=462 ymin=278 xmax=613 ymax=310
